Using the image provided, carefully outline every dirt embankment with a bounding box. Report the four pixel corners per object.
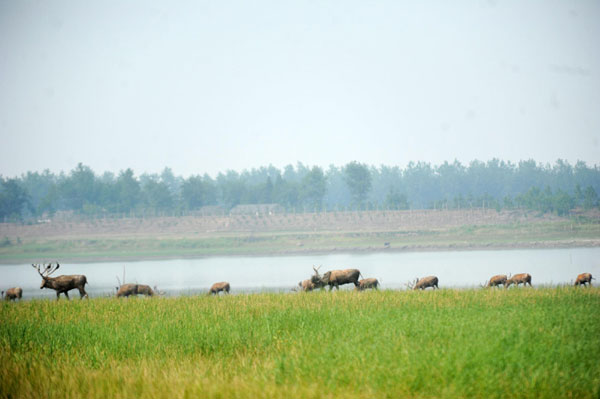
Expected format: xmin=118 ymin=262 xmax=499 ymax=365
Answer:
xmin=0 ymin=209 xmax=578 ymax=240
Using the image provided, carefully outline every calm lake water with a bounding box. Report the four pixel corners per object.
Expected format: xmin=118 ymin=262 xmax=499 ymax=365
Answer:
xmin=2 ymin=247 xmax=599 ymax=299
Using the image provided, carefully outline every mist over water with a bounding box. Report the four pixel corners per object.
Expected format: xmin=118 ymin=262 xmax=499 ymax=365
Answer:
xmin=2 ymin=247 xmax=599 ymax=299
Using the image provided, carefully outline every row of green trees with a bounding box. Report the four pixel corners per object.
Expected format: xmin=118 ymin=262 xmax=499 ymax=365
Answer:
xmin=1 ymin=159 xmax=599 ymax=221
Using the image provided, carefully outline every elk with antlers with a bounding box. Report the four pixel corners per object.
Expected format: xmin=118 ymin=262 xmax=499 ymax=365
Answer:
xmin=32 ymin=263 xmax=88 ymax=300
xmin=314 ymin=267 xmax=362 ymax=291
xmin=2 ymin=287 xmax=22 ymax=301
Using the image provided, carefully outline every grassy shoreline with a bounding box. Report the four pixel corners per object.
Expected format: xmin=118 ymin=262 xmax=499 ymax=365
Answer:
xmin=1 ymin=288 xmax=599 ymax=398
xmin=1 ymin=220 xmax=599 ymax=263
xmin=1 ymin=210 xmax=599 ymax=262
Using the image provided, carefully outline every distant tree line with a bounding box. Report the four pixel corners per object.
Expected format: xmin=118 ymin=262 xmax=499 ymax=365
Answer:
xmin=1 ymin=159 xmax=599 ymax=221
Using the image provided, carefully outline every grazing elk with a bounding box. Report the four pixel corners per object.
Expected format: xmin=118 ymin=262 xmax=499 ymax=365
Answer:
xmin=355 ymin=278 xmax=379 ymax=291
xmin=410 ymin=276 xmax=439 ymax=290
xmin=574 ymin=273 xmax=594 ymax=287
xmin=505 ymin=273 xmax=532 ymax=288
xmin=2 ymin=287 xmax=23 ymax=301
xmin=209 ymin=282 xmax=230 ymax=295
xmin=316 ymin=268 xmax=362 ymax=291
xmin=32 ymin=263 xmax=88 ymax=300
xmin=483 ymin=274 xmax=508 ymax=288
xmin=116 ymin=283 xmax=156 ymax=297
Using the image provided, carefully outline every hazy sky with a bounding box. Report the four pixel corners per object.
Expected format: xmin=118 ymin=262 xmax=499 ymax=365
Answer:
xmin=1 ymin=1 xmax=599 ymax=178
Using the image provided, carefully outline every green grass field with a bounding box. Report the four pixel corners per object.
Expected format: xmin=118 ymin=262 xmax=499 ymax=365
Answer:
xmin=1 ymin=288 xmax=599 ymax=398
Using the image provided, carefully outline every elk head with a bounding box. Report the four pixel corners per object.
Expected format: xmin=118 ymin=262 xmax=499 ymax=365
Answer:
xmin=32 ymin=263 xmax=60 ymax=289
xmin=405 ymin=278 xmax=418 ymax=290
xmin=311 ymin=265 xmax=322 ymax=284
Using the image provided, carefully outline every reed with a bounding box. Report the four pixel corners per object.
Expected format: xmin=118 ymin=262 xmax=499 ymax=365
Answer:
xmin=1 ymin=288 xmax=599 ymax=398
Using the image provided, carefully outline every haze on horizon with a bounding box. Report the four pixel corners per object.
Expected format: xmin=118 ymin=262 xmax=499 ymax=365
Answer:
xmin=1 ymin=1 xmax=599 ymax=179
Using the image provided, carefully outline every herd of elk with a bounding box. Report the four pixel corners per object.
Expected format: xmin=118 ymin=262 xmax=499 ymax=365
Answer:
xmin=1 ymin=264 xmax=596 ymax=302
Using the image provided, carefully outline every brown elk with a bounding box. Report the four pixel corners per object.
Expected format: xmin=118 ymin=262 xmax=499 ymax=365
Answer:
xmin=32 ymin=263 xmax=88 ymax=300
xmin=483 ymin=275 xmax=508 ymax=288
xmin=298 ymin=279 xmax=317 ymax=292
xmin=317 ymin=268 xmax=362 ymax=291
xmin=2 ymin=287 xmax=23 ymax=301
xmin=355 ymin=278 xmax=379 ymax=291
xmin=116 ymin=283 xmax=156 ymax=297
xmin=574 ymin=273 xmax=594 ymax=287
xmin=410 ymin=276 xmax=439 ymax=290
xmin=209 ymin=282 xmax=230 ymax=295
xmin=505 ymin=273 xmax=532 ymax=288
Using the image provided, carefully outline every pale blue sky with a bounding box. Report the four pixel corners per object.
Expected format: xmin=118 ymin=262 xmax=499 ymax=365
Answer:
xmin=1 ymin=1 xmax=599 ymax=178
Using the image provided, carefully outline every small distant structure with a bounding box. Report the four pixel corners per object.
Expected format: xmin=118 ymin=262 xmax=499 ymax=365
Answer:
xmin=384 ymin=242 xmax=391 ymax=249
xmin=229 ymin=204 xmax=285 ymax=216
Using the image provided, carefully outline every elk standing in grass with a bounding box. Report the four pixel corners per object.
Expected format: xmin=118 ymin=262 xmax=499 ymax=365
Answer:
xmin=316 ymin=268 xmax=362 ymax=291
xmin=483 ymin=275 xmax=508 ymax=288
xmin=356 ymin=278 xmax=379 ymax=291
xmin=32 ymin=263 xmax=88 ymax=300
xmin=574 ymin=273 xmax=594 ymax=287
xmin=506 ymin=273 xmax=532 ymax=288
xmin=2 ymin=287 xmax=22 ymax=301
xmin=209 ymin=282 xmax=230 ymax=295
xmin=410 ymin=276 xmax=439 ymax=290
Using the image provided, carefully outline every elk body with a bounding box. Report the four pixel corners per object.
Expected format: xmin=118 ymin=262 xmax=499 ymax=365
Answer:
xmin=2 ymin=287 xmax=22 ymax=301
xmin=209 ymin=282 xmax=230 ymax=295
xmin=32 ymin=263 xmax=88 ymax=300
xmin=356 ymin=278 xmax=379 ymax=291
xmin=506 ymin=273 xmax=532 ymax=288
xmin=574 ymin=273 xmax=594 ymax=287
xmin=485 ymin=275 xmax=508 ymax=288
xmin=298 ymin=279 xmax=317 ymax=292
xmin=413 ymin=276 xmax=439 ymax=290
xmin=116 ymin=283 xmax=155 ymax=297
xmin=319 ymin=268 xmax=362 ymax=291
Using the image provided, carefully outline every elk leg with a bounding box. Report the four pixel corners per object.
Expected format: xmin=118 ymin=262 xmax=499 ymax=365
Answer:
xmin=64 ymin=291 xmax=70 ymax=300
xmin=78 ymin=287 xmax=88 ymax=299
xmin=56 ymin=291 xmax=61 ymax=300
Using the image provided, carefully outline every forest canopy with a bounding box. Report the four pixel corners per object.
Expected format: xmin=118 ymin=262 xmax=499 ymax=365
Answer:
xmin=1 ymin=159 xmax=599 ymax=221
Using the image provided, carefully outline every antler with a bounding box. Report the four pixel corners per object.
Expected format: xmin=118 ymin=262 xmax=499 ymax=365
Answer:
xmin=46 ymin=263 xmax=60 ymax=276
xmin=312 ymin=265 xmax=321 ymax=275
xmin=32 ymin=262 xmax=59 ymax=277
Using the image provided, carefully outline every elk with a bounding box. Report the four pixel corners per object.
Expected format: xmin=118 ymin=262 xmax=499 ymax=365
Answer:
xmin=574 ymin=273 xmax=594 ymax=287
xmin=116 ymin=283 xmax=156 ymax=297
xmin=2 ymin=287 xmax=23 ymax=301
xmin=483 ymin=274 xmax=508 ymax=288
xmin=32 ymin=263 xmax=88 ymax=300
xmin=317 ymin=268 xmax=362 ymax=291
xmin=505 ymin=273 xmax=532 ymax=288
xmin=410 ymin=276 xmax=439 ymax=290
xmin=355 ymin=278 xmax=379 ymax=291
xmin=298 ymin=279 xmax=317 ymax=292
xmin=209 ymin=282 xmax=230 ymax=295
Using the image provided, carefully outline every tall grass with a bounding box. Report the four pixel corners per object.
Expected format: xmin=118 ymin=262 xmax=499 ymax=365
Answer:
xmin=1 ymin=288 xmax=599 ymax=398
